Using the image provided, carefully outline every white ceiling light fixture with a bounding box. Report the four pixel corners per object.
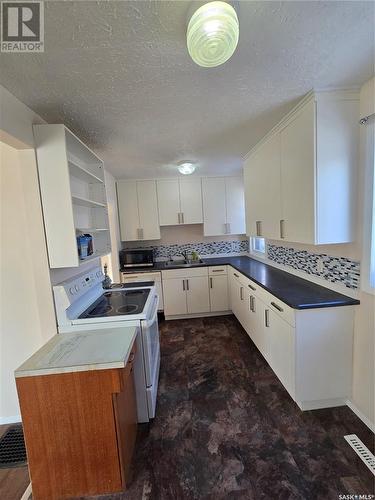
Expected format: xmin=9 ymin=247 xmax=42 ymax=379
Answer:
xmin=178 ymin=161 xmax=196 ymax=175
xmin=187 ymin=1 xmax=239 ymax=68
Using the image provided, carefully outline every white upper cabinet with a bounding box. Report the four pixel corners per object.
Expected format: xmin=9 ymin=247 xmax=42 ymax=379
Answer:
xmin=244 ymin=133 xmax=281 ymax=240
xmin=225 ymin=177 xmax=246 ymax=236
xmin=280 ymin=99 xmax=316 ymax=244
xmin=179 ymin=178 xmax=203 ymax=224
xmin=157 ymin=177 xmax=203 ymax=225
xmin=202 ymin=177 xmax=245 ymax=236
xmin=34 ymin=124 xmax=111 ymax=268
xmin=244 ymin=90 xmax=359 ymax=244
xmin=117 ymin=180 xmax=160 ymax=241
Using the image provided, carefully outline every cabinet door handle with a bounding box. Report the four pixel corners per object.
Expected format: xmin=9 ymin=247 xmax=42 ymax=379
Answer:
xmin=182 ymin=212 xmax=185 ymax=224
xmin=252 ymin=296 xmax=256 ymax=313
xmin=187 ymin=279 xmax=190 ymax=291
xmin=240 ymin=286 xmax=244 ymax=301
xmin=248 ymin=283 xmax=256 ymax=291
xmin=265 ymin=309 xmax=270 ymax=327
xmin=234 ymin=273 xmax=239 ymax=278
xmin=249 ymin=295 xmax=253 ymax=312
xmin=271 ymin=301 xmax=283 ymax=313
xmin=256 ymin=221 xmax=262 ymax=237
xmin=128 ymin=352 xmax=135 ymax=363
xmin=212 ymin=269 xmax=224 ymax=273
xmin=182 ymin=279 xmax=186 ymax=291
xmin=280 ymin=219 xmax=285 ymax=239
xmin=210 ymin=277 xmax=213 ymax=289
xmin=178 ymin=213 xmax=181 ymax=224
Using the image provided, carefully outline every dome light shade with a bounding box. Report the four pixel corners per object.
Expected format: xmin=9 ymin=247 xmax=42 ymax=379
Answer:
xmin=187 ymin=1 xmax=239 ymax=68
xmin=178 ymin=162 xmax=196 ymax=175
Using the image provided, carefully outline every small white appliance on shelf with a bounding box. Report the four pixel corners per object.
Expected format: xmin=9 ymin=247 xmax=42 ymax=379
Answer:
xmin=52 ymin=266 xmax=160 ymax=422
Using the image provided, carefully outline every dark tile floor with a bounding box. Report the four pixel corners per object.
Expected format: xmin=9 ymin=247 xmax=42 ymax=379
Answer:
xmin=105 ymin=316 xmax=374 ymax=500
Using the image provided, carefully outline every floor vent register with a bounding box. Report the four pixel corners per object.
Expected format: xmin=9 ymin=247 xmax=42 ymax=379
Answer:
xmin=0 ymin=424 xmax=27 ymax=468
xmin=344 ymin=434 xmax=375 ymax=475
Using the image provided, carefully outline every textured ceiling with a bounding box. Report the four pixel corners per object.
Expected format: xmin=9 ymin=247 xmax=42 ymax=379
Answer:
xmin=0 ymin=1 xmax=374 ymax=179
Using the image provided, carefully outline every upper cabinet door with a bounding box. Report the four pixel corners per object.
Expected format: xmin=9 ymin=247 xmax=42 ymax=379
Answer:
xmin=280 ymin=100 xmax=316 ymax=244
xmin=137 ymin=180 xmax=161 ymax=240
xmin=117 ymin=181 xmax=139 ymax=241
xmin=244 ymin=134 xmax=281 ymax=239
xmin=157 ymin=179 xmax=180 ymax=226
xmin=225 ymin=177 xmax=245 ymax=235
xmin=179 ymin=178 xmax=203 ymax=224
xmin=202 ymin=177 xmax=227 ymax=236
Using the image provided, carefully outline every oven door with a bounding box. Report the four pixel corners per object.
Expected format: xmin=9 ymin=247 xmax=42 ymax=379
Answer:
xmin=141 ymin=294 xmax=160 ymax=388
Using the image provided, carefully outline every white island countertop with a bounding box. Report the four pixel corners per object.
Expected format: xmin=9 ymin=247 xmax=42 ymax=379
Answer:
xmin=15 ymin=325 xmax=138 ymax=378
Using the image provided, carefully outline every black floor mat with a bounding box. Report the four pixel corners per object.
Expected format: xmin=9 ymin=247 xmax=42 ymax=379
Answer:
xmin=0 ymin=424 xmax=27 ymax=468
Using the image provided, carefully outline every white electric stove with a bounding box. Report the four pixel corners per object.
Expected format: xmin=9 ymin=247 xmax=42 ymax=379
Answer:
xmin=53 ymin=266 xmax=160 ymax=422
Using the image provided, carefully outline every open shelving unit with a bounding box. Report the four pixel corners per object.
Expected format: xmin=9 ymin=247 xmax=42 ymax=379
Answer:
xmin=34 ymin=124 xmax=111 ymax=268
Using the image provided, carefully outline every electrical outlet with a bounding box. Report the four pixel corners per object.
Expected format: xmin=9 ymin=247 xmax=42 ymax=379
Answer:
xmin=317 ymin=258 xmax=324 ymax=274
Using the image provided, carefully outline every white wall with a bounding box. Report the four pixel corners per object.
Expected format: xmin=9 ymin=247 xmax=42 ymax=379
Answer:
xmin=0 ymin=142 xmax=56 ymax=423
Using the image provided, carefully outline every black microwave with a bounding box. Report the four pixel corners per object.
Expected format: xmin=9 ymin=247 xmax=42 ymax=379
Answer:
xmin=120 ymin=248 xmax=154 ymax=268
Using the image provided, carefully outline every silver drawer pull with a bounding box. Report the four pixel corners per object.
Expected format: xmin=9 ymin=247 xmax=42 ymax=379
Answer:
xmin=234 ymin=273 xmax=239 ymax=278
xmin=210 ymin=277 xmax=213 ymax=289
xmin=280 ymin=219 xmax=285 ymax=239
xmin=240 ymin=287 xmax=244 ymax=300
xmin=271 ymin=301 xmax=283 ymax=312
xmin=248 ymin=284 xmax=256 ymax=291
xmin=212 ymin=269 xmax=224 ymax=273
xmin=265 ymin=309 xmax=270 ymax=327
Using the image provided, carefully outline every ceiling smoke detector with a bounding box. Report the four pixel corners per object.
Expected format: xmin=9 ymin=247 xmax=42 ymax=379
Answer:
xmin=178 ymin=161 xmax=196 ymax=175
xmin=187 ymin=1 xmax=239 ymax=68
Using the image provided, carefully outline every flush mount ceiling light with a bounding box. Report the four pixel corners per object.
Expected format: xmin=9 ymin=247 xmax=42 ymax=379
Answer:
xmin=178 ymin=161 xmax=196 ymax=175
xmin=187 ymin=1 xmax=239 ymax=68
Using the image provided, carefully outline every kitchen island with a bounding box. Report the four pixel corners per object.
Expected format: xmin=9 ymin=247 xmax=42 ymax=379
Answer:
xmin=15 ymin=326 xmax=138 ymax=500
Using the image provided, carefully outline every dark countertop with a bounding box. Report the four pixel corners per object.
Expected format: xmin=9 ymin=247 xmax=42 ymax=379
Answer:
xmin=120 ymin=256 xmax=360 ymax=310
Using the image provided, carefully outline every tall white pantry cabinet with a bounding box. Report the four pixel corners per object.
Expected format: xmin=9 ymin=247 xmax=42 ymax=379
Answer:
xmin=33 ymin=124 xmax=111 ymax=268
xmin=244 ymin=90 xmax=359 ymax=244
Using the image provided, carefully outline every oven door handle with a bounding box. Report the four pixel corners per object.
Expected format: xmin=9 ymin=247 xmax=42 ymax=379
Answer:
xmin=145 ymin=295 xmax=159 ymax=327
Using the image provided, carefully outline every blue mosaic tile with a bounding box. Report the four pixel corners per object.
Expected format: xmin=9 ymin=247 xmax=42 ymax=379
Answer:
xmin=267 ymin=244 xmax=360 ymax=290
xmin=124 ymin=239 xmax=249 ymax=259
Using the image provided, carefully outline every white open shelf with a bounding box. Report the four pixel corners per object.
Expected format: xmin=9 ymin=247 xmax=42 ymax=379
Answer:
xmin=72 ymin=195 xmax=107 ymax=209
xmin=68 ymin=160 xmax=104 ymax=184
xmin=34 ymin=124 xmax=111 ymax=268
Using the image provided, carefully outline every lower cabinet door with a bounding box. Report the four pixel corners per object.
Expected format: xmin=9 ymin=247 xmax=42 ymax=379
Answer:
xmin=265 ymin=307 xmax=295 ymax=397
xmin=209 ymin=275 xmax=229 ymax=312
xmin=114 ymin=363 xmax=138 ymax=487
xmin=162 ymin=278 xmax=187 ymax=316
xmin=186 ymin=276 xmax=210 ymax=314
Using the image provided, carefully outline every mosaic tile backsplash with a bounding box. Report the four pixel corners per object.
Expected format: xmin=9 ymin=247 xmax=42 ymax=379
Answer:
xmin=267 ymin=244 xmax=360 ymax=289
xmin=125 ymin=239 xmax=249 ymax=259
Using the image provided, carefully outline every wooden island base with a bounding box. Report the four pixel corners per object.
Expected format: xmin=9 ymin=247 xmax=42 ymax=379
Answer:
xmin=16 ymin=347 xmax=137 ymax=500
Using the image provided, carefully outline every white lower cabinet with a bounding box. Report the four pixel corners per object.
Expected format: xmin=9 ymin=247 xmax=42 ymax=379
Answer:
xmin=265 ymin=306 xmax=295 ymax=398
xmin=209 ymin=267 xmax=229 ymax=312
xmin=162 ymin=277 xmax=188 ymax=316
xmin=162 ymin=268 xmax=210 ymax=317
xmin=229 ymin=268 xmax=354 ymax=410
xmin=186 ymin=276 xmax=210 ymax=314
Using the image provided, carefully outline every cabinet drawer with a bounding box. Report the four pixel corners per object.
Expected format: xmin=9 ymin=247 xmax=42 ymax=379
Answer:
xmin=121 ymin=271 xmax=161 ymax=282
xmin=162 ymin=267 xmax=208 ymax=279
xmin=263 ymin=296 xmax=295 ymax=327
xmin=208 ymin=266 xmax=227 ymax=276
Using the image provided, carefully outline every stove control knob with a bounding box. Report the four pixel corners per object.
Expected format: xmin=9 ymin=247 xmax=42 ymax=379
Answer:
xmin=74 ymin=285 xmax=79 ymax=292
xmin=69 ymin=287 xmax=75 ymax=295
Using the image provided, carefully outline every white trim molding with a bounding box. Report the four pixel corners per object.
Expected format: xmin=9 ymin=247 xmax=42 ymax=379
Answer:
xmin=346 ymin=399 xmax=375 ymax=433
